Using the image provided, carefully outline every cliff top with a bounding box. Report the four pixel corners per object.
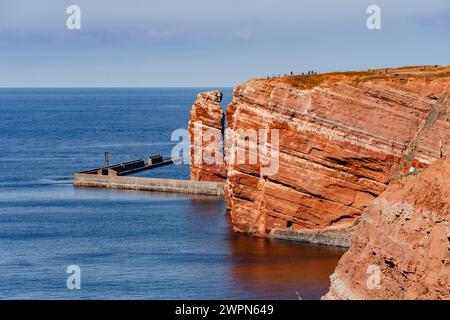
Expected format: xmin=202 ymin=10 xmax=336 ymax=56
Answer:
xmin=265 ymin=65 xmax=450 ymax=90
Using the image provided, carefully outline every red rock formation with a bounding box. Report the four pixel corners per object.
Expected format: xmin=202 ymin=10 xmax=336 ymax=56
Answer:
xmin=323 ymin=156 xmax=450 ymax=300
xmin=188 ymin=91 xmax=227 ymax=182
xmin=225 ymin=66 xmax=450 ymax=236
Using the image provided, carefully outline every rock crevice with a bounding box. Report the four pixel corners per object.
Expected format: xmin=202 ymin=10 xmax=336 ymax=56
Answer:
xmin=188 ymin=91 xmax=227 ymax=182
xmin=189 ymin=66 xmax=450 ymax=239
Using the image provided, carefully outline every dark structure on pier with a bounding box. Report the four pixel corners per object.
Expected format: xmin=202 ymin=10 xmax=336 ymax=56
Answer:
xmin=79 ymin=154 xmax=176 ymax=177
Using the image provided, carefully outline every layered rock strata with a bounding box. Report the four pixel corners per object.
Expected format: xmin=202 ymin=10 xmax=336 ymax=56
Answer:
xmin=323 ymin=156 xmax=450 ymax=300
xmin=188 ymin=91 xmax=227 ymax=182
xmin=188 ymin=66 xmax=450 ymax=238
xmin=225 ymin=66 xmax=450 ymax=236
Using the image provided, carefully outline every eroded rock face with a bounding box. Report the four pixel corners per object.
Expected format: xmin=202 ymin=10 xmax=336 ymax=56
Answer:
xmin=323 ymin=156 xmax=450 ymax=300
xmin=188 ymin=91 xmax=227 ymax=182
xmin=225 ymin=66 xmax=450 ymax=236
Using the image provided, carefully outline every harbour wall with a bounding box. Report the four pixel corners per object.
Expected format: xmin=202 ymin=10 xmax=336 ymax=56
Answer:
xmin=73 ymin=173 xmax=225 ymax=196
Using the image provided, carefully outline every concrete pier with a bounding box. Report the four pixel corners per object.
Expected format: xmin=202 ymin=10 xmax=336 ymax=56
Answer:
xmin=73 ymin=173 xmax=224 ymax=196
xmin=269 ymin=227 xmax=353 ymax=248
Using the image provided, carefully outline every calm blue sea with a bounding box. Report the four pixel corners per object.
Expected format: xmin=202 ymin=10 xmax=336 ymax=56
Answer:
xmin=0 ymin=88 xmax=343 ymax=299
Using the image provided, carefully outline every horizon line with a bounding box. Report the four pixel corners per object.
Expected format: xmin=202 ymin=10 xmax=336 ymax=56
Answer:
xmin=0 ymin=86 xmax=234 ymax=89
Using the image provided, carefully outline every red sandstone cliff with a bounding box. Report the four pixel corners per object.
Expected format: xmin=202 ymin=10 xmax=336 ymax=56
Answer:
xmin=323 ymin=156 xmax=450 ymax=300
xmin=225 ymin=66 xmax=450 ymax=236
xmin=188 ymin=66 xmax=450 ymax=237
xmin=188 ymin=91 xmax=227 ymax=182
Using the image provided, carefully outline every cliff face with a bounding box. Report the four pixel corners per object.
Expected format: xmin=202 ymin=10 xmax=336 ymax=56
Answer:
xmin=323 ymin=156 xmax=450 ymax=300
xmin=224 ymin=66 xmax=450 ymax=236
xmin=188 ymin=91 xmax=227 ymax=182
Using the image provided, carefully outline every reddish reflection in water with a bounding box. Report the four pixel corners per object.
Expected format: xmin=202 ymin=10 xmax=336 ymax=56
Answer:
xmin=226 ymin=232 xmax=346 ymax=300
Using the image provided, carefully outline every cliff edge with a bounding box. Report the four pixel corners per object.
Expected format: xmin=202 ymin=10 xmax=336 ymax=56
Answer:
xmin=225 ymin=66 xmax=450 ymax=236
xmin=189 ymin=66 xmax=450 ymax=239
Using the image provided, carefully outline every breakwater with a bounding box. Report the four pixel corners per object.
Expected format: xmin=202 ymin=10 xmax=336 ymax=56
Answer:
xmin=73 ymin=173 xmax=225 ymax=196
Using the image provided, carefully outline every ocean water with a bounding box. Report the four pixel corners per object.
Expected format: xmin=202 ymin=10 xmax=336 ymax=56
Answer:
xmin=0 ymin=88 xmax=344 ymax=299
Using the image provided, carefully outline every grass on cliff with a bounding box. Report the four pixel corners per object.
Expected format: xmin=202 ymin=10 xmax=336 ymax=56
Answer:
xmin=274 ymin=65 xmax=450 ymax=90
xmin=279 ymin=71 xmax=388 ymax=90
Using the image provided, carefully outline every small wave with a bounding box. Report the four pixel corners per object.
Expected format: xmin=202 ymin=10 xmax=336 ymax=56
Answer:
xmin=38 ymin=177 xmax=73 ymax=184
xmin=51 ymin=177 xmax=70 ymax=181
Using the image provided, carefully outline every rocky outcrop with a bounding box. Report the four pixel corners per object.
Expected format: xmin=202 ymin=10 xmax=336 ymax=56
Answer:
xmin=224 ymin=66 xmax=450 ymax=236
xmin=188 ymin=91 xmax=227 ymax=182
xmin=323 ymin=156 xmax=450 ymax=300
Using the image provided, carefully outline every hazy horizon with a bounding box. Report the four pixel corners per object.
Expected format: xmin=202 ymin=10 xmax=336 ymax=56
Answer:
xmin=1 ymin=0 xmax=449 ymax=87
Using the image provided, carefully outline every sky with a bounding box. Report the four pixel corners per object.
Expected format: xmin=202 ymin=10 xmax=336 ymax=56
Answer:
xmin=0 ymin=0 xmax=449 ymax=87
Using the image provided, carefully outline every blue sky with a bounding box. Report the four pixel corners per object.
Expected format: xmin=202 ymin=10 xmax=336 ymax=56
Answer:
xmin=0 ymin=0 xmax=449 ymax=87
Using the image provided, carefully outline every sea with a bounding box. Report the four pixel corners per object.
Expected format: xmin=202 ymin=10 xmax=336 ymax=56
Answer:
xmin=0 ymin=88 xmax=344 ymax=299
